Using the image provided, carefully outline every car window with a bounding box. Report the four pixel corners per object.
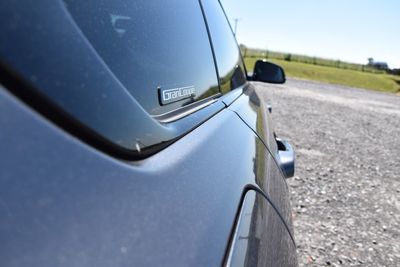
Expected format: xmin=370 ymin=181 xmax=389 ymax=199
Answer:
xmin=63 ymin=0 xmax=220 ymax=116
xmin=201 ymin=0 xmax=246 ymax=93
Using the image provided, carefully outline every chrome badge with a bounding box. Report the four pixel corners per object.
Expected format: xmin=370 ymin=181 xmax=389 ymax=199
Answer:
xmin=158 ymin=85 xmax=196 ymax=105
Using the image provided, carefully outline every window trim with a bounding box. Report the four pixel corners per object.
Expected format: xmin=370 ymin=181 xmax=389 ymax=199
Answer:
xmin=198 ymin=0 xmax=223 ymax=94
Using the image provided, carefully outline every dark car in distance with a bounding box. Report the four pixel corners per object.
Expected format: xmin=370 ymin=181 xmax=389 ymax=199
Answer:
xmin=0 ymin=0 xmax=297 ymax=266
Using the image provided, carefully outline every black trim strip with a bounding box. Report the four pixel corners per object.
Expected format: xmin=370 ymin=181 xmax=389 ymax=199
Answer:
xmin=198 ymin=0 xmax=223 ymax=92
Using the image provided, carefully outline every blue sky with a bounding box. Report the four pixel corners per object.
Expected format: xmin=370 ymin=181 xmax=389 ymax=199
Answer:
xmin=221 ymin=0 xmax=400 ymax=68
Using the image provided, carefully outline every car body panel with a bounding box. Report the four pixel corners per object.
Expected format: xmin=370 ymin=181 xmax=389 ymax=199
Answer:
xmin=0 ymin=86 xmax=293 ymax=266
xmin=228 ymin=84 xmax=279 ymax=156
xmin=228 ymin=84 xmax=294 ymax=234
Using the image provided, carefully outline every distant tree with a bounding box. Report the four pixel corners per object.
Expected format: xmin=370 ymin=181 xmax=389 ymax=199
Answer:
xmin=367 ymin=57 xmax=374 ymax=65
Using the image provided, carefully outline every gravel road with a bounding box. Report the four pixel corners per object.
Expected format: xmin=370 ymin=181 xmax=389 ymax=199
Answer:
xmin=255 ymin=78 xmax=400 ymax=266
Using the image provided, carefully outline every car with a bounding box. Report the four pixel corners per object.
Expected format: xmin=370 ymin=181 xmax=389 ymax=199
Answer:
xmin=0 ymin=0 xmax=297 ymax=266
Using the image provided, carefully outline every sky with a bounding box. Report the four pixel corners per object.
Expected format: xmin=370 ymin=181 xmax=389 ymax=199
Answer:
xmin=221 ymin=0 xmax=400 ymax=69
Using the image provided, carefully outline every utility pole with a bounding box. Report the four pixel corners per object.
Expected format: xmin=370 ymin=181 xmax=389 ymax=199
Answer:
xmin=233 ymin=18 xmax=241 ymax=36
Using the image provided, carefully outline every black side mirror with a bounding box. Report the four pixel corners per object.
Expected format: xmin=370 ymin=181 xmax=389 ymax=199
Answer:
xmin=252 ymin=60 xmax=286 ymax=84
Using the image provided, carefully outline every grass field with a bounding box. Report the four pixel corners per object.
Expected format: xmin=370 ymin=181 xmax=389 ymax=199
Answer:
xmin=241 ymin=47 xmax=386 ymax=74
xmin=245 ymin=57 xmax=400 ymax=93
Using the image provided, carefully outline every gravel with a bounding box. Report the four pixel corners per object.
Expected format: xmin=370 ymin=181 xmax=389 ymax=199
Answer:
xmin=255 ymin=78 xmax=400 ymax=267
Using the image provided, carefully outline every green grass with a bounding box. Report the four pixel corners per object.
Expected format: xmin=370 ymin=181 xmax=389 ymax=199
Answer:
xmin=245 ymin=57 xmax=400 ymax=93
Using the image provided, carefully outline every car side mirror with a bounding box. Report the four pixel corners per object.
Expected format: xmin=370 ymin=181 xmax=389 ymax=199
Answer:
xmin=252 ymin=60 xmax=286 ymax=84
